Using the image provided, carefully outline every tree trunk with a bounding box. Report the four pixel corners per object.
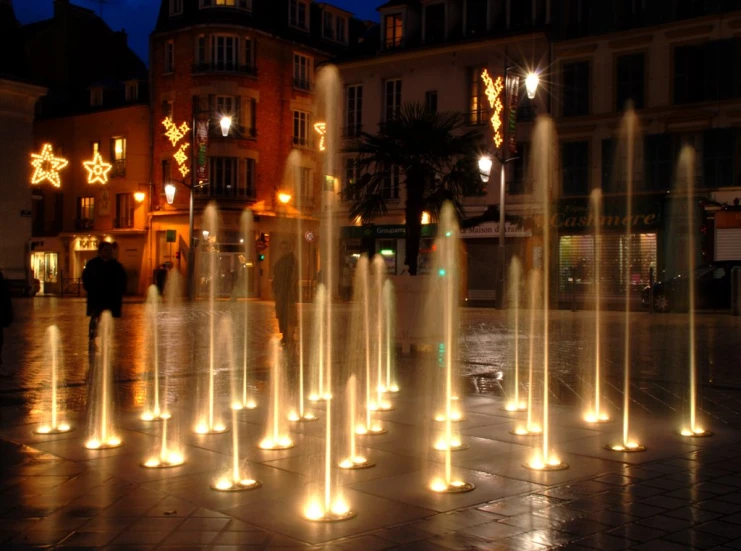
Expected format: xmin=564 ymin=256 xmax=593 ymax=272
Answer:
xmin=404 ymin=179 xmax=425 ymax=276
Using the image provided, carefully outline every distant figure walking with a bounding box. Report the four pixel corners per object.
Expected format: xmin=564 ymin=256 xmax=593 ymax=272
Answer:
xmin=273 ymin=241 xmax=297 ymax=344
xmin=83 ymin=241 xmax=127 ymax=343
xmin=0 ymin=270 xmax=13 ymax=376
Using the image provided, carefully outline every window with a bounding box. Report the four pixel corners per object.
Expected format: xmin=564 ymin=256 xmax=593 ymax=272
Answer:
xmin=344 ymin=157 xmax=359 ymax=201
xmin=165 ymin=40 xmax=174 ymax=73
xmin=424 ymin=3 xmax=446 ymax=44
xmin=562 ymin=141 xmax=589 ymax=195
xmin=562 ymin=61 xmax=590 ymax=117
xmin=244 ymin=37 xmax=254 ymax=68
xmin=242 ymin=97 xmax=257 ymax=137
xmin=674 ymin=39 xmax=739 ymax=104
xmin=211 ymin=35 xmax=238 ymax=70
xmin=208 ymin=157 xmax=238 ymax=197
xmin=162 ymin=100 xmax=174 ymax=119
xmin=170 ymin=0 xmax=183 ymax=15
xmin=200 ymin=0 xmax=251 ymax=9
xmin=385 ymin=13 xmax=403 ymax=49
xmin=346 ymin=84 xmax=363 ymax=136
xmin=336 ymin=16 xmax=347 ymax=43
xmin=244 ymin=158 xmax=256 ymax=198
xmin=215 ymin=96 xmax=236 ymax=119
xmin=197 ymin=36 xmax=206 ymax=65
xmin=704 ymin=129 xmax=736 ymax=188
xmin=616 ymin=52 xmax=644 ymax=110
xmin=466 ymin=0 xmax=487 ymax=36
xmin=644 ymin=134 xmax=672 ymax=191
xmin=293 ymin=110 xmax=310 ymax=146
xmin=111 ymin=137 xmax=126 ymax=177
xmin=92 ymin=141 xmax=100 ymax=155
xmin=289 ymin=0 xmax=309 ymax=30
xmin=125 ymin=81 xmax=139 ymax=102
xmin=384 ymin=79 xmax=402 ymax=121
xmin=601 ymin=138 xmax=617 ymax=193
xmin=383 ymin=165 xmax=400 ymax=200
xmin=293 ymin=53 xmax=312 ymax=90
xmin=90 ymin=87 xmax=103 ymax=107
xmin=297 ymin=167 xmax=313 ymax=204
xmin=425 ymin=90 xmax=438 ymax=114
xmin=78 ymin=197 xmax=95 ymax=223
xmin=469 ymin=69 xmax=486 ymax=124
xmin=323 ymin=11 xmax=334 ymax=39
xmin=116 ymin=193 xmax=134 ymax=229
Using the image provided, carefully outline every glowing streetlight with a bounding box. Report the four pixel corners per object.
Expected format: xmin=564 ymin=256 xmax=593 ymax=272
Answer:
xmin=134 ymin=191 xmax=146 ymax=203
xmin=220 ymin=116 xmax=232 ymax=137
xmin=525 ymin=72 xmax=540 ymax=99
xmin=165 ymin=184 xmax=176 ymax=205
xmin=478 ymin=155 xmax=493 ymax=184
xmin=278 ymin=192 xmax=292 ymax=205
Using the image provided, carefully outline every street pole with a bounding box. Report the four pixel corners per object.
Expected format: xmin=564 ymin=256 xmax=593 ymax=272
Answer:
xmin=187 ymin=112 xmax=196 ymax=301
xmin=497 ymin=60 xmax=509 ymax=310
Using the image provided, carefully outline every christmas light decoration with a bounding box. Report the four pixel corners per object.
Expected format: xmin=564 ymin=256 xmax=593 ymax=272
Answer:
xmin=83 ymin=152 xmax=113 ymax=185
xmin=314 ymin=122 xmax=326 ymax=151
xmin=162 ymin=117 xmax=190 ymax=146
xmin=481 ymin=70 xmax=504 ymax=149
xmin=173 ymin=143 xmax=190 ymax=167
xmin=30 ymin=144 xmax=69 ymax=188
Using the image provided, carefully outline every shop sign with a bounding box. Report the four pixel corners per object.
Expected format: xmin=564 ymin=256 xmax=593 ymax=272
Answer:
xmin=166 ymin=229 xmax=177 ymax=243
xmin=75 ymin=238 xmax=99 ymax=251
xmin=341 ymin=224 xmax=438 ymax=239
xmin=460 ymin=221 xmax=531 ymax=238
xmin=552 ymin=199 xmax=662 ymax=232
xmin=715 ymin=210 xmax=741 ymax=229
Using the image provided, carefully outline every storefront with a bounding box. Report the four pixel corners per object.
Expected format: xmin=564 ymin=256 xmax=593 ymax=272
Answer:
xmin=714 ymin=210 xmax=741 ymax=260
xmin=554 ymin=197 xmax=663 ymax=303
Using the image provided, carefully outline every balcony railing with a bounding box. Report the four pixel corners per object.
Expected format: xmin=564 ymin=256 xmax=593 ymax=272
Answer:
xmin=194 ymin=186 xmax=257 ymax=201
xmin=114 ymin=217 xmax=134 ymax=229
xmin=75 ymin=218 xmax=94 ymax=231
xmin=292 ymin=136 xmax=312 ymax=148
xmin=192 ymin=63 xmax=258 ymax=77
xmin=293 ymin=78 xmax=313 ymax=91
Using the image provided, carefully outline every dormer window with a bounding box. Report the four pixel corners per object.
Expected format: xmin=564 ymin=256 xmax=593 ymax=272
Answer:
xmin=424 ymin=2 xmax=446 ymax=44
xmin=384 ymin=13 xmax=403 ymax=49
xmin=199 ymin=0 xmax=252 ymax=10
xmin=321 ymin=10 xmax=349 ymax=44
xmin=125 ymin=81 xmax=139 ymax=102
xmin=90 ymin=87 xmax=103 ymax=107
xmin=289 ymin=0 xmax=309 ymax=31
xmin=169 ymin=0 xmax=183 ymax=15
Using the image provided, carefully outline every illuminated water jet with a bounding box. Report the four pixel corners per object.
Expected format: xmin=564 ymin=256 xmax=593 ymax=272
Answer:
xmin=259 ymin=337 xmax=294 ymax=450
xmin=503 ymin=258 xmax=527 ymax=413
xmin=340 ymin=375 xmax=375 ymax=470
xmin=35 ymin=326 xmax=72 ymax=435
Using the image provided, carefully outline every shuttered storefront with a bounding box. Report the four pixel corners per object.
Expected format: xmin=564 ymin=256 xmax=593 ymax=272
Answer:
xmin=715 ymin=211 xmax=741 ymax=261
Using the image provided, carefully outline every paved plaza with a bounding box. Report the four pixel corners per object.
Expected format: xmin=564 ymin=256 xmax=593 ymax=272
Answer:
xmin=0 ymin=298 xmax=740 ymax=550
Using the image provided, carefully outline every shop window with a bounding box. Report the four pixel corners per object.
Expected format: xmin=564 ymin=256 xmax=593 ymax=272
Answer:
xmin=703 ymin=128 xmax=736 ymax=188
xmin=116 ymin=193 xmax=134 ymax=229
xmin=562 ymin=141 xmax=589 ymax=196
xmin=77 ymin=197 xmax=95 ymax=229
xmin=562 ymin=60 xmax=590 ymax=117
xmin=616 ymin=52 xmax=644 ymax=110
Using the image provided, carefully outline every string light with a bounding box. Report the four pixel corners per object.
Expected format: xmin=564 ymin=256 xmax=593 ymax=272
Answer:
xmin=173 ymin=143 xmax=190 ymax=166
xmin=314 ymin=122 xmax=326 ymax=151
xmin=162 ymin=117 xmax=190 ymax=146
xmin=30 ymin=144 xmax=69 ymax=188
xmin=481 ymin=70 xmax=504 ymax=149
xmin=83 ymin=152 xmax=112 ymax=184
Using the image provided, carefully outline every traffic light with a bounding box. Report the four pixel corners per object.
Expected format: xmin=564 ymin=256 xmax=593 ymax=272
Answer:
xmin=258 ymin=253 xmax=265 ymax=262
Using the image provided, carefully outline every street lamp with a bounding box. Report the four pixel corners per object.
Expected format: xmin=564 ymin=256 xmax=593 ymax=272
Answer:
xmin=278 ymin=192 xmax=292 ymax=205
xmin=480 ymin=62 xmax=540 ymax=309
xmin=164 ymin=184 xmax=176 ymax=205
xmin=220 ymin=116 xmax=232 ymax=137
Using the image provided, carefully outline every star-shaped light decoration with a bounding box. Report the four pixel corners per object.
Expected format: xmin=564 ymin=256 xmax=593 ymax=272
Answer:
xmin=178 ymin=164 xmax=190 ymax=178
xmin=162 ymin=117 xmax=190 ymax=146
xmin=314 ymin=122 xmax=327 ymax=151
xmin=30 ymin=144 xmax=69 ymax=188
xmin=83 ymin=152 xmax=113 ymax=184
xmin=173 ymin=143 xmax=190 ymax=166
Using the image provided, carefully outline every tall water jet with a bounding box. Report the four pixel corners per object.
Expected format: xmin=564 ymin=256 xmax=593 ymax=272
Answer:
xmin=194 ymin=203 xmax=227 ymax=435
xmin=383 ymin=280 xmax=399 ymax=393
xmin=85 ymin=312 xmax=122 ymax=449
xmin=512 ymin=270 xmax=543 ymax=436
xmin=212 ymin=316 xmax=262 ymax=489
xmin=142 ymin=273 xmax=184 ymax=468
xmin=428 ymin=203 xmax=474 ymax=494
xmin=584 ymin=189 xmax=611 ymax=424
xmin=303 ymin=64 xmax=354 ymax=523
xmin=371 ymin=255 xmax=393 ymax=411
xmin=309 ymin=286 xmax=328 ymax=402
xmin=355 ymin=256 xmax=386 ymax=436
xmin=504 ymin=257 xmax=526 ymax=412
xmin=523 ymin=116 xmax=567 ymax=470
xmin=259 ymin=336 xmax=294 ymax=450
xmin=141 ymin=285 xmax=169 ymax=421
xmin=35 ymin=326 xmax=72 ymax=434
xmin=339 ymin=375 xmax=374 ymax=469
xmin=233 ymin=209 xmax=257 ymax=411
xmin=606 ymin=108 xmax=645 ymax=453
xmin=678 ymin=145 xmax=711 ymax=438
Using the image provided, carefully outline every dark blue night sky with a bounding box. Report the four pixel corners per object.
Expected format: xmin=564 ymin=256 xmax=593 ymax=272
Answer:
xmin=13 ymin=0 xmax=382 ymax=65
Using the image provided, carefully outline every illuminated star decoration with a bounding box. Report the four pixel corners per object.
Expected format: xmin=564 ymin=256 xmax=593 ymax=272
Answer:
xmin=174 ymin=143 xmax=190 ymax=166
xmin=83 ymin=152 xmax=113 ymax=184
xmin=162 ymin=117 xmax=190 ymax=146
xmin=314 ymin=122 xmax=327 ymax=151
xmin=481 ymin=70 xmax=505 ymax=149
xmin=30 ymin=144 xmax=69 ymax=188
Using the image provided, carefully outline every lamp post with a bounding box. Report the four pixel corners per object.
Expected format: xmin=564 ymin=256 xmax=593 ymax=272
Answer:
xmin=479 ymin=64 xmax=540 ymax=309
xmin=164 ymin=114 xmax=232 ymax=300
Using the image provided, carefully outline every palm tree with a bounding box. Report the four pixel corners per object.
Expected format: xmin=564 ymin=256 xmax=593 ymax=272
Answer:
xmin=344 ymin=102 xmax=483 ymax=275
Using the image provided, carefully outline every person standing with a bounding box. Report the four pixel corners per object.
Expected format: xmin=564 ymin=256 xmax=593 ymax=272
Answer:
xmin=82 ymin=241 xmax=127 ymax=342
xmin=0 ymin=270 xmax=13 ymax=375
xmin=272 ymin=241 xmax=297 ymax=344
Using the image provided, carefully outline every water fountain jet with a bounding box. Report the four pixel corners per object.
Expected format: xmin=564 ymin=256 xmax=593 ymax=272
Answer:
xmin=35 ymin=326 xmax=72 ymax=434
xmin=503 ymin=258 xmax=527 ymax=412
xmin=259 ymin=336 xmax=294 ymax=450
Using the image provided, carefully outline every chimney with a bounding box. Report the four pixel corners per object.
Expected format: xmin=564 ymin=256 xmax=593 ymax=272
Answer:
xmin=54 ymin=0 xmax=70 ymax=18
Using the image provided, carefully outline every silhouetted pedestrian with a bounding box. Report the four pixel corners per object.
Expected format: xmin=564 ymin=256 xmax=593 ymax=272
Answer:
xmin=273 ymin=241 xmax=297 ymax=344
xmin=82 ymin=241 xmax=127 ymax=343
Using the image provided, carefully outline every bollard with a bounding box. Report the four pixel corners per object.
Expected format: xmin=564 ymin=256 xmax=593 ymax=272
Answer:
xmin=732 ymin=266 xmax=741 ymax=316
xmin=649 ymin=267 xmax=655 ymax=315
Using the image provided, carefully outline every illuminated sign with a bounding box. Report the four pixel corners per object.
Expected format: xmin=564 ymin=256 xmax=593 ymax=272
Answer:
xmin=481 ymin=69 xmax=504 ymax=149
xmin=30 ymin=144 xmax=69 ymax=188
xmin=83 ymin=152 xmax=112 ymax=184
xmin=314 ymin=122 xmax=327 ymax=151
xmin=162 ymin=117 xmax=191 ymax=178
